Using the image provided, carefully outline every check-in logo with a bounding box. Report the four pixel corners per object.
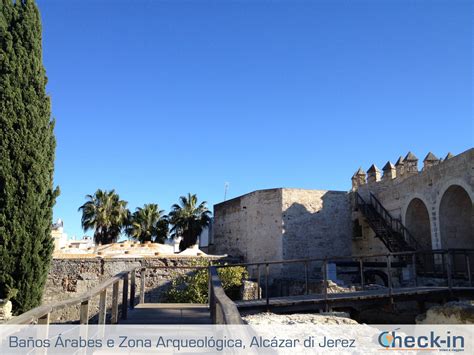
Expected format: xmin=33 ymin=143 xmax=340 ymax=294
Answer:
xmin=377 ymin=328 xmax=464 ymax=351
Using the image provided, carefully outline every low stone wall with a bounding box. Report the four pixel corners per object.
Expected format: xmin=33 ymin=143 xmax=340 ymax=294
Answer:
xmin=43 ymin=256 xmax=228 ymax=323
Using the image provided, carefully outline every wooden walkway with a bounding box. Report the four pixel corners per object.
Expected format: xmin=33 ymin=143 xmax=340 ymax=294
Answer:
xmin=120 ymin=303 xmax=211 ymax=324
xmin=120 ymin=287 xmax=474 ymax=323
xmin=235 ymin=287 xmax=474 ymax=314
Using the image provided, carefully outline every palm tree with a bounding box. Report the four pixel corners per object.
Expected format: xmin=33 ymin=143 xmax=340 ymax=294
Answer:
xmin=78 ymin=189 xmax=129 ymax=245
xmin=169 ymin=193 xmax=211 ymax=251
xmin=126 ymin=204 xmax=169 ymax=243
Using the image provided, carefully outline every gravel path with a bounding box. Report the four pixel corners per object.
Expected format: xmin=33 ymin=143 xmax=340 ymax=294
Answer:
xmin=242 ymin=312 xmax=359 ymax=325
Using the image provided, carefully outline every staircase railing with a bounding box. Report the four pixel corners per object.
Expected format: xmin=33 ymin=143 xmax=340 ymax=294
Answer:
xmin=368 ymin=193 xmax=420 ymax=250
xmin=355 ymin=192 xmax=419 ymax=251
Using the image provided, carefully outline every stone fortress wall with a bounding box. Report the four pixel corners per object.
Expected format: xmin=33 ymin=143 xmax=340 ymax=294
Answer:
xmin=210 ymin=148 xmax=473 ymax=281
xmin=211 ymin=188 xmax=352 ymax=278
xmin=352 ymin=148 xmax=474 ymax=255
xmin=40 ymin=148 xmax=473 ymax=321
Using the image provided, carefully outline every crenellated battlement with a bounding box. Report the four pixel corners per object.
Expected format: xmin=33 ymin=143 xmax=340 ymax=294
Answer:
xmin=351 ymin=150 xmax=455 ymax=190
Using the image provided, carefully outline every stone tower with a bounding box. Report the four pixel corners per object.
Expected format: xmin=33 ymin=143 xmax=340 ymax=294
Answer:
xmin=395 ymin=156 xmax=405 ymax=178
xmin=404 ymin=152 xmax=418 ymax=176
xmin=367 ymin=164 xmax=381 ymax=184
xmin=382 ymin=161 xmax=396 ymax=180
xmin=423 ymin=152 xmax=440 ymax=170
xmin=351 ymin=167 xmax=366 ymax=190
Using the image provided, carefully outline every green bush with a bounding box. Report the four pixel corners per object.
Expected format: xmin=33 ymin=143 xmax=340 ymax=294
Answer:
xmin=165 ymin=260 xmax=248 ymax=303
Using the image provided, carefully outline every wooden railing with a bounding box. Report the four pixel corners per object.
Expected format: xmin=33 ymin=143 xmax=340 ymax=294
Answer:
xmin=7 ymin=249 xmax=474 ymax=325
xmin=5 ymin=266 xmax=137 ymax=325
xmin=208 ymin=266 xmax=244 ymax=324
xmin=6 ymin=264 xmax=242 ymax=325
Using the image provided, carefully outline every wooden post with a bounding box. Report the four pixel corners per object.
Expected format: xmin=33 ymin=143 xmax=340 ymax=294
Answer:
xmin=111 ymin=281 xmax=119 ymax=324
xmin=265 ymin=263 xmax=269 ymax=310
xmin=387 ymin=254 xmax=393 ymax=302
xmin=37 ymin=313 xmax=50 ymax=325
xmin=412 ymin=253 xmax=418 ymax=287
xmin=304 ymin=261 xmax=309 ymax=295
xmin=130 ymin=270 xmax=136 ymax=309
xmin=466 ymin=253 xmax=472 ymax=287
xmin=359 ymin=258 xmax=364 ymax=290
xmin=122 ymin=273 xmax=129 ymax=320
xmin=36 ymin=314 xmax=50 ymax=355
xmin=209 ymin=267 xmax=215 ymax=322
xmin=79 ymin=300 xmax=89 ymax=325
xmin=140 ymin=268 xmax=146 ymax=304
xmin=98 ymin=289 xmax=107 ymax=324
xmin=323 ymin=258 xmax=328 ymax=312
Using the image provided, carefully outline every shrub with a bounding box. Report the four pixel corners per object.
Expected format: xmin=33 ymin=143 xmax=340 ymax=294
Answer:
xmin=165 ymin=260 xmax=248 ymax=303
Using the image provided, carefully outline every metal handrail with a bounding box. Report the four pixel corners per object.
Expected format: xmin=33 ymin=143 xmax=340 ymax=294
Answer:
xmin=217 ymin=249 xmax=474 ymax=310
xmin=369 ymin=192 xmax=420 ymax=250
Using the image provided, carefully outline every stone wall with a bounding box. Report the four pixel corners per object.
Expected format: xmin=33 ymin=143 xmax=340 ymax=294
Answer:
xmin=352 ymin=148 xmax=474 ymax=255
xmin=43 ymin=256 xmax=225 ymax=323
xmin=211 ymin=188 xmax=353 ymax=278
xmin=211 ymin=189 xmax=283 ymax=263
xmin=282 ymin=189 xmax=352 ymax=277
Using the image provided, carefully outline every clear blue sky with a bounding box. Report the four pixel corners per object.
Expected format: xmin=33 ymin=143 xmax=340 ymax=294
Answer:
xmin=37 ymin=0 xmax=473 ymax=239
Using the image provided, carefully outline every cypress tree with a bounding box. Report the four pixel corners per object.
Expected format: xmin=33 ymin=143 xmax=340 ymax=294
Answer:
xmin=0 ymin=0 xmax=58 ymax=314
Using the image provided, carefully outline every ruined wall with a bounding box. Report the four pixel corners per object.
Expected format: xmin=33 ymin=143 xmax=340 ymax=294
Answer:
xmin=282 ymin=189 xmax=351 ymax=260
xmin=281 ymin=189 xmax=352 ymax=277
xmin=43 ymin=256 xmax=225 ymax=323
xmin=211 ymin=189 xmax=283 ymax=263
xmin=211 ymin=188 xmax=353 ymax=275
xmin=352 ymin=148 xmax=474 ymax=255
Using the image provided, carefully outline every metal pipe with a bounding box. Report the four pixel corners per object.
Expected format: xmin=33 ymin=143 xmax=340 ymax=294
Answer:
xmin=265 ymin=263 xmax=269 ymax=310
xmin=387 ymin=254 xmax=393 ymax=301
xmin=256 ymin=265 xmax=261 ymax=299
xmin=323 ymin=258 xmax=328 ymax=312
xmin=304 ymin=261 xmax=309 ymax=295
xmin=466 ymin=253 xmax=472 ymax=287
xmin=412 ymin=253 xmax=417 ymax=287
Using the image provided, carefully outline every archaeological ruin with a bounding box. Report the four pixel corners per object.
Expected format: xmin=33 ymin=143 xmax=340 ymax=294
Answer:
xmin=211 ymin=148 xmax=473 ymax=277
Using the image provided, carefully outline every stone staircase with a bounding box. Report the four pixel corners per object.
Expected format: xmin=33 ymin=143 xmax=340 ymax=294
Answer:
xmin=355 ymin=192 xmax=419 ymax=252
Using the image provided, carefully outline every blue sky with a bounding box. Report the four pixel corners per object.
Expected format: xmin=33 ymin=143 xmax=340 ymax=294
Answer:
xmin=37 ymin=0 xmax=473 ymax=239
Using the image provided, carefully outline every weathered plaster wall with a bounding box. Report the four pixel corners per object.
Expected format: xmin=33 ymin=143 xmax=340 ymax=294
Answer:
xmin=353 ymin=148 xmax=474 ymax=254
xmin=43 ymin=256 xmax=225 ymax=323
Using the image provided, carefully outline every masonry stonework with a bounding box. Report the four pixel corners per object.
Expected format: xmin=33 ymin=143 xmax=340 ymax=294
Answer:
xmin=43 ymin=256 xmax=225 ymax=323
xmin=211 ymin=188 xmax=352 ymax=277
xmin=352 ymin=148 xmax=474 ymax=255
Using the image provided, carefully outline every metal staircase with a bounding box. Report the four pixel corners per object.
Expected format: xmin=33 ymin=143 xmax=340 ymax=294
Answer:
xmin=355 ymin=192 xmax=419 ymax=252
